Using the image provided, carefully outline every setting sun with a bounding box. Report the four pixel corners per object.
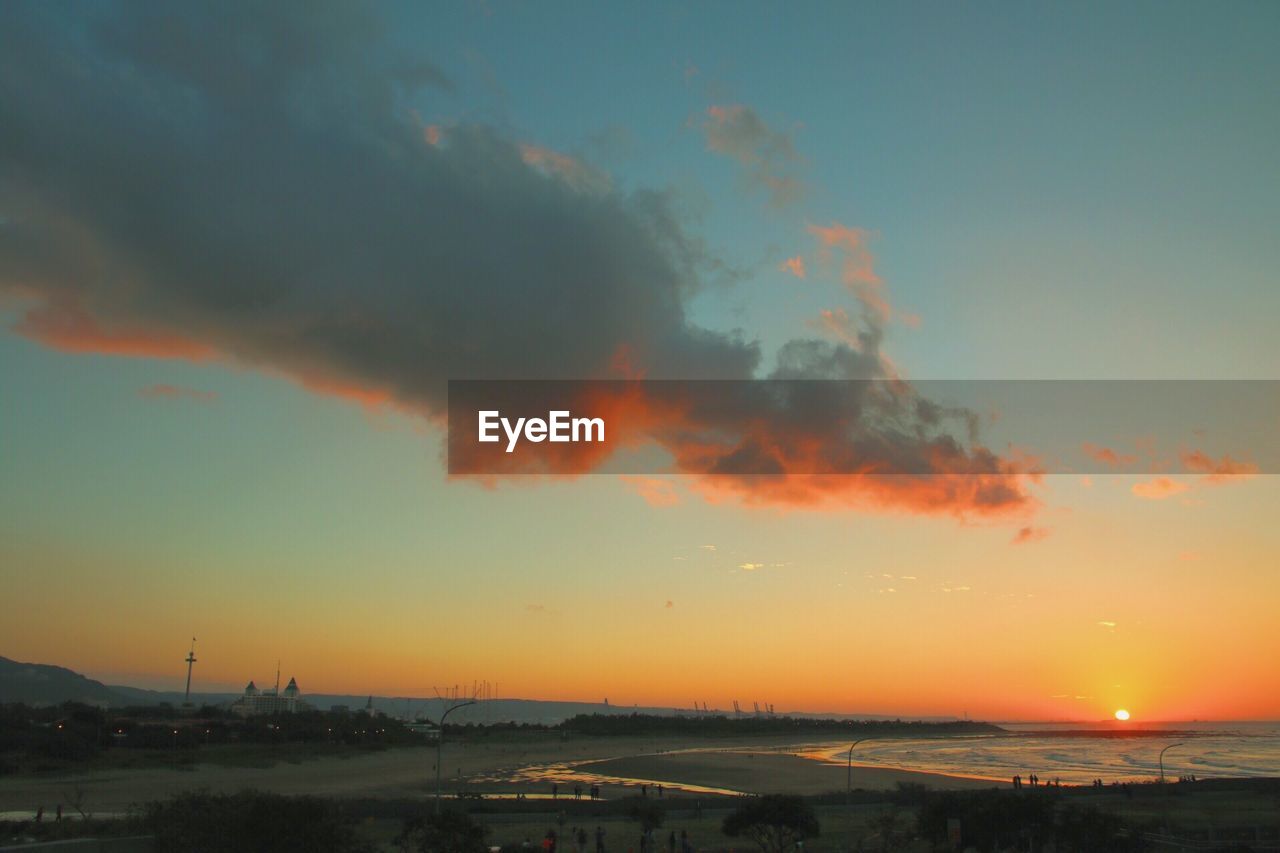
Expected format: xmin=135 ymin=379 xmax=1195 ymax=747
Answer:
xmin=1115 ymin=709 xmax=1131 ymax=721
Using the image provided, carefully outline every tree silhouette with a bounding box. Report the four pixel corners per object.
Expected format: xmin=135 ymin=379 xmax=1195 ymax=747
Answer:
xmin=396 ymin=810 xmax=488 ymax=853
xmin=722 ymin=795 xmax=819 ymax=853
xmin=625 ymin=797 xmax=666 ymax=832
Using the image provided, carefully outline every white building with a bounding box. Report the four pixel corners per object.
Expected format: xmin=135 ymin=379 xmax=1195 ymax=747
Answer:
xmin=229 ymin=676 xmax=310 ymax=716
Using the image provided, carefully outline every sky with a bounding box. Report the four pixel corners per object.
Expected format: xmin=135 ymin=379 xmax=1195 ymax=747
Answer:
xmin=1 ymin=1 xmax=1278 ymax=721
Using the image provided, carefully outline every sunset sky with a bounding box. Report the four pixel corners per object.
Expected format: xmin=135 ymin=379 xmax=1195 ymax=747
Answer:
xmin=2 ymin=1 xmax=1278 ymax=721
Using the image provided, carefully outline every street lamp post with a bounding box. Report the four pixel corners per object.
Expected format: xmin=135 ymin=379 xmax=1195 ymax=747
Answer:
xmin=435 ymin=700 xmax=477 ymax=813
xmin=1158 ymin=742 xmax=1185 ymax=784
xmin=846 ymin=739 xmax=871 ymax=806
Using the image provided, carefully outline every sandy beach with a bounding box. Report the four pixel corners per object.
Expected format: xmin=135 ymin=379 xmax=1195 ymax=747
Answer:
xmin=0 ymin=736 xmax=997 ymax=813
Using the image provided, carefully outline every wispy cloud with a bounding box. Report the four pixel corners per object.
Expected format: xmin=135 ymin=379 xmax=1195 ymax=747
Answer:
xmin=779 ymin=256 xmax=806 ymax=279
xmin=518 ymin=143 xmax=611 ymax=193
xmin=138 ymin=383 xmax=218 ymax=403
xmin=806 ymin=223 xmax=917 ymax=332
xmin=701 ymin=104 xmax=803 ymax=207
xmin=1180 ymin=449 xmax=1258 ymax=483
xmin=621 ymin=476 xmax=680 ymax=507
xmin=1082 ymin=442 xmax=1136 ymax=468
xmin=1011 ymin=526 xmax=1050 ymax=545
xmin=1132 ymin=477 xmax=1191 ymax=500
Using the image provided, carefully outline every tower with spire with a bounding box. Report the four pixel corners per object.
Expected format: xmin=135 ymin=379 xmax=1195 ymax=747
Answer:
xmin=182 ymin=638 xmax=197 ymax=708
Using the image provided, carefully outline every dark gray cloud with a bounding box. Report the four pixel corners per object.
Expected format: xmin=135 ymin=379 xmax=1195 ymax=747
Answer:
xmin=0 ymin=1 xmax=1030 ymax=516
xmin=0 ymin=2 xmax=756 ymax=402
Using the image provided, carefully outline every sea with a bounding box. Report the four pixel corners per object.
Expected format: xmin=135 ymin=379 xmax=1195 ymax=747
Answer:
xmin=799 ymin=721 xmax=1280 ymax=784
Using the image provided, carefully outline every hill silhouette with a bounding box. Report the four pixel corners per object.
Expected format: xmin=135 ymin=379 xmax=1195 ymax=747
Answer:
xmin=0 ymin=655 xmax=129 ymax=706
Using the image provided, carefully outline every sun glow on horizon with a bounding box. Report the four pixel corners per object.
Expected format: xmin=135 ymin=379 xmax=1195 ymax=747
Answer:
xmin=1115 ymin=709 xmax=1131 ymax=721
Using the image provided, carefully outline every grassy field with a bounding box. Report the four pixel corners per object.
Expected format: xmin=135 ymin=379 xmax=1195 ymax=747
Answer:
xmin=353 ymin=802 xmax=919 ymax=853
xmin=349 ymin=784 xmax=1280 ymax=852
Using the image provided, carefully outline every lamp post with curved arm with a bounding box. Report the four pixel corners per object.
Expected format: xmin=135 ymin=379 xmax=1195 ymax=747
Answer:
xmin=435 ymin=700 xmax=477 ymax=813
xmin=846 ymin=739 xmax=872 ymax=806
xmin=1158 ymin=742 xmax=1185 ymax=784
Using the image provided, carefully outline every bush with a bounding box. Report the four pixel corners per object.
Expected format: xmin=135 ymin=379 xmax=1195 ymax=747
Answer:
xmin=146 ymin=790 xmax=373 ymax=853
xmin=396 ymin=809 xmax=489 ymax=853
xmin=722 ymin=794 xmax=819 ymax=853
xmin=624 ymin=797 xmax=666 ymax=832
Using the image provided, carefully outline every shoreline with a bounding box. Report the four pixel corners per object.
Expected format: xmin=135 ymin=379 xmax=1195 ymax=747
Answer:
xmin=0 ymin=735 xmax=999 ymax=813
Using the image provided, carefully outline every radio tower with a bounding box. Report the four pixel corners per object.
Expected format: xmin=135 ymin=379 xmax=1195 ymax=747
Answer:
xmin=183 ymin=638 xmax=197 ymax=707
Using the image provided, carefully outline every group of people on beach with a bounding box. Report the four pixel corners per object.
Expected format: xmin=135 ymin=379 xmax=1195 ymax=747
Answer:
xmin=550 ymin=782 xmax=603 ymax=800
xmin=1011 ymin=773 xmax=1061 ymax=789
xmin=1013 ymin=775 xmax=1149 ymax=795
xmin=549 ymin=781 xmax=667 ymax=800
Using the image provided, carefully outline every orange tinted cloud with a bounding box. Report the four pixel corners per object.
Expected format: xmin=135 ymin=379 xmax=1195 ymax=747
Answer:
xmin=21 ymin=300 xmax=403 ymax=413
xmin=805 ymin=222 xmax=894 ymax=326
xmin=1011 ymin=526 xmax=1050 ymax=544
xmin=519 ymin=144 xmax=609 ymax=193
xmin=138 ymin=384 xmax=218 ymax=403
xmin=810 ymin=307 xmax=860 ymax=347
xmin=1131 ymin=476 xmax=1191 ymax=500
xmin=690 ymin=472 xmax=1031 ymax=518
xmin=808 ymin=222 xmax=880 ymax=285
xmin=1082 ymin=442 xmax=1136 ymax=468
xmin=1180 ymin=449 xmax=1258 ymax=483
xmin=16 ymin=301 xmax=216 ymax=362
xmin=621 ymin=476 xmax=681 ymax=507
xmin=293 ymin=372 xmax=395 ymax=410
xmin=702 ymin=105 xmax=803 ymax=207
xmin=450 ymin=382 xmax=1035 ymax=518
xmin=779 ymin=256 xmax=806 ymax=279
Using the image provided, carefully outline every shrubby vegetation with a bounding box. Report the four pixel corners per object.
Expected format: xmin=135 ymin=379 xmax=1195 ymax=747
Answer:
xmin=722 ymin=794 xmax=819 ymax=853
xmin=395 ymin=809 xmax=489 ymax=853
xmin=0 ymin=702 xmax=425 ymax=773
xmin=909 ymin=787 xmax=1147 ymax=852
xmin=146 ymin=790 xmax=375 ymax=853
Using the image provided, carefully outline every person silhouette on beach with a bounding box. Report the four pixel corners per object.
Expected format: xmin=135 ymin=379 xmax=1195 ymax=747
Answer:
xmin=595 ymin=825 xmax=606 ymax=853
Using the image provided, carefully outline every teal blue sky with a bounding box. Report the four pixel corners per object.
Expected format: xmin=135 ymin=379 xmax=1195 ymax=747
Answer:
xmin=387 ymin=0 xmax=1280 ymax=378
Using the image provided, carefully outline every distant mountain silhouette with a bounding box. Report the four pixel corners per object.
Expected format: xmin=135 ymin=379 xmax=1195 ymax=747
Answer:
xmin=0 ymin=655 xmax=130 ymax=706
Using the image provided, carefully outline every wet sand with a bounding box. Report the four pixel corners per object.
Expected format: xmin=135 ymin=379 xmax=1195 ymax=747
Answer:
xmin=0 ymin=735 xmax=995 ymax=813
xmin=581 ymin=751 xmax=1001 ymax=795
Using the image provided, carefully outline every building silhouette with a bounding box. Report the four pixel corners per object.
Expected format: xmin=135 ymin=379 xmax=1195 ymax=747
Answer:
xmin=229 ymin=676 xmax=309 ymax=716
